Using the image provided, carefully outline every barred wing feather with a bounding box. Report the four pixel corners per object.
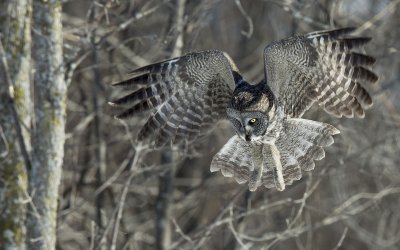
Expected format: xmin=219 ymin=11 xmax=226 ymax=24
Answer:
xmin=264 ymin=27 xmax=378 ymax=118
xmin=110 ymin=50 xmax=236 ymax=147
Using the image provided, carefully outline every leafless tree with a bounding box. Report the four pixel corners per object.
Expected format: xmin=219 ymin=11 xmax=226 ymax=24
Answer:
xmin=0 ymin=0 xmax=31 ymax=248
xmin=1 ymin=0 xmax=400 ymax=249
xmin=1 ymin=0 xmax=66 ymax=249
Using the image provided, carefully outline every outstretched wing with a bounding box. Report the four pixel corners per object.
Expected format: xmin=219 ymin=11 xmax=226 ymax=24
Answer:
xmin=109 ymin=50 xmax=237 ymax=147
xmin=210 ymin=119 xmax=339 ymax=191
xmin=264 ymin=27 xmax=378 ymax=118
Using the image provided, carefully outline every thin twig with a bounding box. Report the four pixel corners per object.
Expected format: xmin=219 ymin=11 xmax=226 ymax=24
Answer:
xmin=94 ymin=149 xmax=135 ymax=196
xmin=0 ymin=124 xmax=9 ymax=158
xmin=235 ymin=0 xmax=254 ymax=38
xmin=89 ymin=2 xmax=107 ymax=239
xmin=89 ymin=221 xmax=96 ymax=250
xmin=110 ymin=143 xmax=145 ymax=250
xmin=268 ymin=0 xmax=329 ymax=29
xmin=189 ymin=189 xmax=247 ymax=249
xmin=155 ymin=149 xmax=176 ymax=250
xmin=356 ymin=0 xmax=400 ymax=33
xmin=172 ymin=218 xmax=194 ymax=245
xmin=171 ymin=0 xmax=186 ymax=57
xmin=332 ymin=227 xmax=348 ymax=250
xmin=177 ymin=186 xmax=400 ymax=249
xmin=97 ymin=1 xmax=171 ymax=47
xmin=64 ymin=51 xmax=90 ymax=87
xmin=228 ymin=205 xmax=249 ymax=249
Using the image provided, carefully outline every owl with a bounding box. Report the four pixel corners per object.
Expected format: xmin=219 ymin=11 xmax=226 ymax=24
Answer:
xmin=109 ymin=27 xmax=377 ymax=191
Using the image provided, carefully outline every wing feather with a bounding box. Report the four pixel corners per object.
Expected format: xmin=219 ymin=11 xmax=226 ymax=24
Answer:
xmin=264 ymin=27 xmax=378 ymax=118
xmin=110 ymin=50 xmax=238 ymax=147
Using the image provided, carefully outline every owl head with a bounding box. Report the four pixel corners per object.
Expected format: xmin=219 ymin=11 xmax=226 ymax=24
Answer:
xmin=227 ymin=80 xmax=276 ymax=142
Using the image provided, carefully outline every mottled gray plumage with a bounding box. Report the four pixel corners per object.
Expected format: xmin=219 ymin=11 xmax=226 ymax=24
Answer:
xmin=110 ymin=27 xmax=377 ymax=191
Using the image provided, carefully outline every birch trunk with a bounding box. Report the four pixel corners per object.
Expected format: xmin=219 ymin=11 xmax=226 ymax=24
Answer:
xmin=26 ymin=0 xmax=66 ymax=249
xmin=0 ymin=0 xmax=32 ymax=249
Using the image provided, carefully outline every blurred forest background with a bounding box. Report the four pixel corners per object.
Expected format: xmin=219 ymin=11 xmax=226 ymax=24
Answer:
xmin=1 ymin=0 xmax=400 ymax=249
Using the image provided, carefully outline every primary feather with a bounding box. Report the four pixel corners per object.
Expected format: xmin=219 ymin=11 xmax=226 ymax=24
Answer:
xmin=264 ymin=27 xmax=377 ymax=118
xmin=110 ymin=51 xmax=236 ymax=147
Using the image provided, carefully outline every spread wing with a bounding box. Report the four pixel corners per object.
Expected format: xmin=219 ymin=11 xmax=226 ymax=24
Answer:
xmin=264 ymin=27 xmax=378 ymax=118
xmin=109 ymin=50 xmax=237 ymax=147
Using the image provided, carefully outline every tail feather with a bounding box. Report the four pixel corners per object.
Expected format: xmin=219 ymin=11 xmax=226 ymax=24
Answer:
xmin=261 ymin=118 xmax=339 ymax=188
xmin=276 ymin=118 xmax=338 ymax=171
xmin=211 ymin=136 xmax=252 ymax=185
xmin=211 ymin=119 xmax=339 ymax=191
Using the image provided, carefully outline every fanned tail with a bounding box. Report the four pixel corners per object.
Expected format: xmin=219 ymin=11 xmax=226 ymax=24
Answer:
xmin=262 ymin=118 xmax=339 ymax=189
xmin=210 ymin=136 xmax=253 ymax=185
xmin=211 ymin=119 xmax=339 ymax=191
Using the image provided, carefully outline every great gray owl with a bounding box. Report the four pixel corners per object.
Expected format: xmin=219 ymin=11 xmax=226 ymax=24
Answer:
xmin=109 ymin=27 xmax=377 ymax=191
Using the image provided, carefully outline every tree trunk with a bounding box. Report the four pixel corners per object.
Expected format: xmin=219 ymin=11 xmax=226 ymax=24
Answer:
xmin=155 ymin=1 xmax=186 ymax=249
xmin=0 ymin=0 xmax=32 ymax=249
xmin=26 ymin=0 xmax=66 ymax=249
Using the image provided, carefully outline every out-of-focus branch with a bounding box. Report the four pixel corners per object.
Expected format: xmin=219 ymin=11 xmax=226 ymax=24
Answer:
xmin=345 ymin=218 xmax=400 ymax=248
xmin=97 ymin=1 xmax=171 ymax=47
xmin=155 ymin=1 xmax=186 ymax=249
xmin=105 ymin=35 xmax=150 ymax=67
xmin=228 ymin=205 xmax=249 ymax=249
xmin=189 ymin=189 xmax=247 ymax=249
xmin=235 ymin=0 xmax=253 ymax=38
xmin=155 ymin=150 xmax=176 ymax=250
xmin=333 ymin=227 xmax=348 ymax=250
xmin=0 ymin=124 xmax=8 ymax=158
xmin=171 ymin=0 xmax=186 ymax=57
xmin=110 ymin=143 xmax=145 ymax=250
xmin=267 ymin=0 xmax=329 ymax=29
xmin=174 ymin=186 xmax=400 ymax=249
xmin=356 ymin=0 xmax=400 ymax=33
xmin=89 ymin=3 xmax=107 ymax=245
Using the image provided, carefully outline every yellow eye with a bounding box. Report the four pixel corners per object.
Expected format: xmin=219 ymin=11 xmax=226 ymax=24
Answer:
xmin=249 ymin=118 xmax=257 ymax=124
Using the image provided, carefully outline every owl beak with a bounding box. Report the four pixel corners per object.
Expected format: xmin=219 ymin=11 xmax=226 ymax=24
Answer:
xmin=244 ymin=126 xmax=251 ymax=141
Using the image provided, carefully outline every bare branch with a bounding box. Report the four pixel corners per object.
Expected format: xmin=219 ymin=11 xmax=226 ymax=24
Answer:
xmin=235 ymin=0 xmax=254 ymax=38
xmin=0 ymin=124 xmax=8 ymax=158
xmin=110 ymin=143 xmax=146 ymax=250
xmin=333 ymin=227 xmax=348 ymax=250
